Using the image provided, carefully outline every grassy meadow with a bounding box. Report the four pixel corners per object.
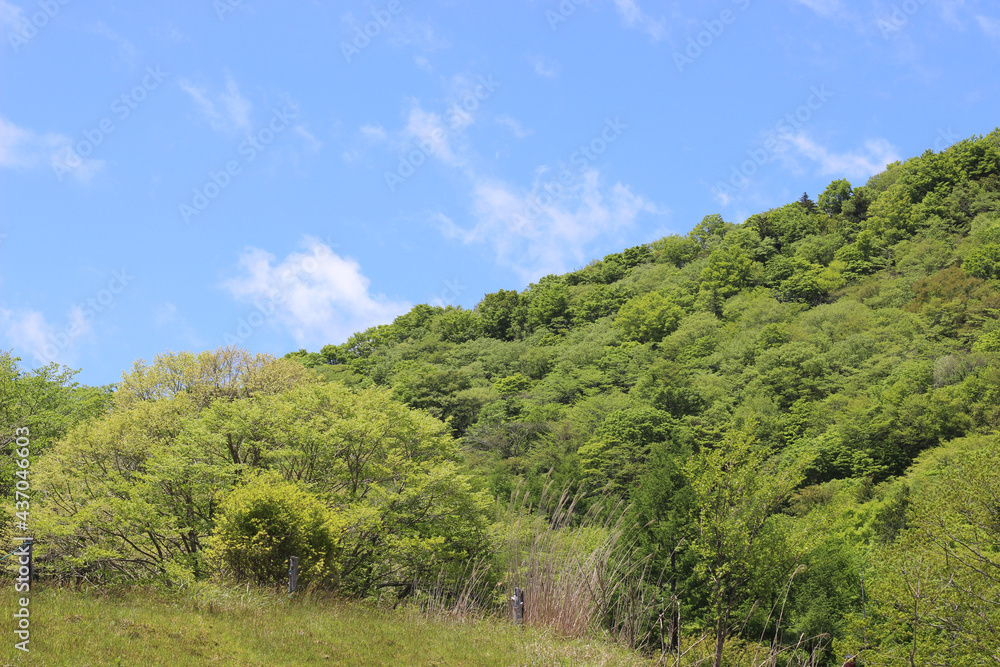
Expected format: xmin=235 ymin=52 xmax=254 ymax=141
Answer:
xmin=0 ymin=586 xmax=662 ymax=667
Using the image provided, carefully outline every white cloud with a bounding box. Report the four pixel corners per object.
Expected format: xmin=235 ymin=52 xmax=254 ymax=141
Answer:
xmin=795 ymin=0 xmax=844 ymax=17
xmin=223 ymin=238 xmax=411 ymax=346
xmin=0 ymin=115 xmax=104 ymax=183
xmin=294 ymin=126 xmax=323 ymax=152
xmin=360 ymin=124 xmax=387 ymax=142
xmin=446 ymin=170 xmax=663 ymax=281
xmin=385 ymin=17 xmax=450 ymax=52
xmin=0 ymin=0 xmax=23 ymax=29
xmin=0 ymin=306 xmax=92 ymax=365
xmin=496 ymin=115 xmax=531 ymax=139
xmin=779 ymin=131 xmax=902 ymax=181
xmin=382 ymin=94 xmax=663 ymax=281
xmin=975 ymin=14 xmax=1000 ymax=38
xmin=405 ymin=104 xmax=460 ymax=165
xmin=179 ymin=75 xmax=253 ymax=134
xmin=90 ymin=21 xmax=138 ymax=67
xmin=613 ymin=0 xmax=667 ymax=39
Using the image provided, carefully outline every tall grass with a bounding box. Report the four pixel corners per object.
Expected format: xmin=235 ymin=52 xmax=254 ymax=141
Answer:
xmin=0 ymin=585 xmax=658 ymax=666
xmin=498 ymin=481 xmax=658 ymax=647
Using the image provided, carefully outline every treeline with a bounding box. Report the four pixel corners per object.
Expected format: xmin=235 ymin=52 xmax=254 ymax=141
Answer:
xmin=3 ymin=129 xmax=1000 ymax=665
xmin=283 ymin=129 xmax=1000 ymax=664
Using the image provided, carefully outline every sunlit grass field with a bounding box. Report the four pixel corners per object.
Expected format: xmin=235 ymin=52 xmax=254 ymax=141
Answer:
xmin=0 ymin=586 xmax=657 ymax=666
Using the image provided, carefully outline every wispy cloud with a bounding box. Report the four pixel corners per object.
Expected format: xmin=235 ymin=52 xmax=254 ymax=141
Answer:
xmin=0 ymin=306 xmax=92 ymax=365
xmin=179 ymin=75 xmax=253 ymax=134
xmin=89 ymin=21 xmax=139 ymax=67
xmin=294 ymin=126 xmax=323 ymax=153
xmin=404 ymin=103 xmax=461 ymax=165
xmin=442 ymin=170 xmax=663 ymax=281
xmin=223 ymin=238 xmax=410 ymax=345
xmin=385 ymin=16 xmax=450 ymax=52
xmin=975 ymin=14 xmax=1000 ymax=38
xmin=0 ymin=115 xmax=104 ymax=183
xmin=360 ymin=124 xmax=387 ymax=142
xmin=612 ymin=0 xmax=667 ymax=39
xmin=794 ymin=0 xmax=845 ymax=18
xmin=496 ymin=115 xmax=531 ymax=139
xmin=0 ymin=0 xmax=23 ymax=29
xmin=778 ymin=131 xmax=902 ymax=181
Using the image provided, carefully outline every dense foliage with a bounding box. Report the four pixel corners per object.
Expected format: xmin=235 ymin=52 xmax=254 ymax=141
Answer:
xmin=284 ymin=130 xmax=1000 ymax=664
xmin=4 ymin=129 xmax=1000 ymax=664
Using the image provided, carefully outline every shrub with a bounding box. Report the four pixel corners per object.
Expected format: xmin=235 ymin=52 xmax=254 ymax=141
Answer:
xmin=207 ymin=473 xmax=342 ymax=587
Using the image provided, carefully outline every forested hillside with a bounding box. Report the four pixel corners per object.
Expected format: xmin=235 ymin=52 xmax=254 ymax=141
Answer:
xmin=284 ymin=130 xmax=1000 ymax=663
xmin=5 ymin=130 xmax=1000 ymax=666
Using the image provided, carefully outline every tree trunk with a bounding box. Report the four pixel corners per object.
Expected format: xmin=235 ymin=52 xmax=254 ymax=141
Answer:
xmin=669 ymin=549 xmax=679 ymax=654
xmin=714 ymin=593 xmax=726 ymax=667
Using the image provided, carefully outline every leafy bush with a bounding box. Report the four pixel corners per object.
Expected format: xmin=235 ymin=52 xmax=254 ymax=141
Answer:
xmin=207 ymin=473 xmax=341 ymax=586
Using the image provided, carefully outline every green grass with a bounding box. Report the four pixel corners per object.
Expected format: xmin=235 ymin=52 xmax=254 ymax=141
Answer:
xmin=0 ymin=586 xmax=658 ymax=666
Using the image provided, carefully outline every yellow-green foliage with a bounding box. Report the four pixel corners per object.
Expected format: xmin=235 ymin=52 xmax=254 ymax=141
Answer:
xmin=614 ymin=291 xmax=683 ymax=343
xmin=32 ymin=351 xmax=491 ymax=596
xmin=206 ymin=472 xmax=343 ymax=586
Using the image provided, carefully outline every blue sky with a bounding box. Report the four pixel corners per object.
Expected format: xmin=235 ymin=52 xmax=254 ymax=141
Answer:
xmin=1 ymin=0 xmax=998 ymax=386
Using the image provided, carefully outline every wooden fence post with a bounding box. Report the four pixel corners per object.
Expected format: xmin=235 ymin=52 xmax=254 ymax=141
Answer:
xmin=511 ymin=587 xmax=524 ymax=624
xmin=288 ymin=556 xmax=299 ymax=593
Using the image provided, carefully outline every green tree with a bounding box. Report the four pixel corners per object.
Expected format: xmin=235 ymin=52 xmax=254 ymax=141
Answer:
xmin=855 ymin=440 xmax=1000 ymax=663
xmin=697 ymin=245 xmax=754 ymax=314
xmin=433 ymin=307 xmax=482 ymax=343
xmin=392 ymin=304 xmax=441 ymax=342
xmin=477 ymin=289 xmax=527 ymax=341
xmin=652 ymin=234 xmax=702 ymax=268
xmin=569 ymin=283 xmax=630 ymax=325
xmin=818 ymin=179 xmax=853 ymax=216
xmin=34 ymin=351 xmax=490 ymax=593
xmin=798 ymin=192 xmax=817 ymax=213
xmin=578 ymin=406 xmax=674 ymax=495
xmin=963 ymin=242 xmax=1000 ymax=279
xmin=390 ymin=362 xmax=480 ymax=435
xmin=689 ymin=214 xmax=730 ymax=249
xmin=0 ymin=352 xmax=113 ymax=495
xmin=525 ymin=277 xmax=571 ymax=333
xmin=614 ymin=291 xmax=684 ymax=343
xmin=683 ymin=422 xmax=803 ymax=667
